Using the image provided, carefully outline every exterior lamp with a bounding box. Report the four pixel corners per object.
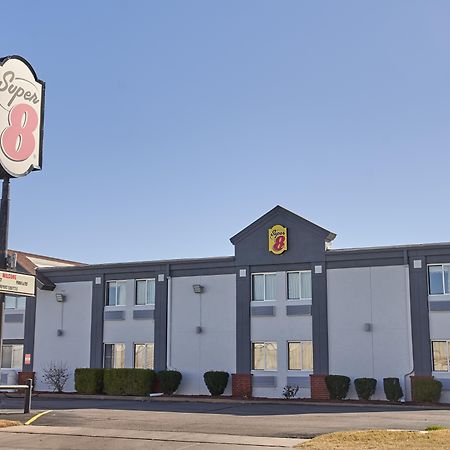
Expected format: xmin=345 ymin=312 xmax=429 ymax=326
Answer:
xmin=55 ymin=293 xmax=65 ymax=303
xmin=192 ymin=284 xmax=204 ymax=294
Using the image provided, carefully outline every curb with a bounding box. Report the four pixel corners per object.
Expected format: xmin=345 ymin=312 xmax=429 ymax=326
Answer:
xmin=7 ymin=392 xmax=450 ymax=410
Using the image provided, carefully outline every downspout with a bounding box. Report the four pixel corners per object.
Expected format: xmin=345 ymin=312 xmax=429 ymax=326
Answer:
xmin=166 ymin=275 xmax=173 ymax=370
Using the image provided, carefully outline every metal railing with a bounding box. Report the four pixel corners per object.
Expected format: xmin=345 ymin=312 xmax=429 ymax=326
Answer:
xmin=0 ymin=378 xmax=33 ymax=413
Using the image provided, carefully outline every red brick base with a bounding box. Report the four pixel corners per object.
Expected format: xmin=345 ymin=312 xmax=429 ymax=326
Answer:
xmin=18 ymin=372 xmax=35 ymax=387
xmin=232 ymin=373 xmax=252 ymax=398
xmin=410 ymin=375 xmax=434 ymax=402
xmin=310 ymin=374 xmax=329 ymax=400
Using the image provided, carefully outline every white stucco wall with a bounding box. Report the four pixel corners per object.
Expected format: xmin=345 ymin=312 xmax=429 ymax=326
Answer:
xmin=169 ymin=274 xmax=236 ymax=395
xmin=251 ymin=271 xmax=312 ymax=399
xmin=103 ymin=279 xmax=155 ymax=368
xmin=327 ymin=266 xmax=413 ymax=400
xmin=34 ymin=282 xmax=93 ymax=391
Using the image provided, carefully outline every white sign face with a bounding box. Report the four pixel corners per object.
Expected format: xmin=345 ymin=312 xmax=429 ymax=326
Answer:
xmin=0 ymin=270 xmax=35 ymax=296
xmin=0 ymin=56 xmax=45 ymax=178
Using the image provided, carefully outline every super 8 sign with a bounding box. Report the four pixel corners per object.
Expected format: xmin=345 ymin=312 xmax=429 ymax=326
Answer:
xmin=0 ymin=56 xmax=45 ymax=178
xmin=268 ymin=224 xmax=287 ymax=255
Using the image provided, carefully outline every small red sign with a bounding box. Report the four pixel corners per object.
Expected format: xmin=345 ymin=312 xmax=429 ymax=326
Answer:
xmin=24 ymin=353 xmax=31 ymax=365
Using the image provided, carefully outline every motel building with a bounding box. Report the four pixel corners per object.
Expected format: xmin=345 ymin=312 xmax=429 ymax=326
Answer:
xmin=3 ymin=205 xmax=450 ymax=401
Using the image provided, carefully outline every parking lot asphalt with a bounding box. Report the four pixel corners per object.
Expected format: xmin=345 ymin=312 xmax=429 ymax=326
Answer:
xmin=1 ymin=396 xmax=450 ymax=438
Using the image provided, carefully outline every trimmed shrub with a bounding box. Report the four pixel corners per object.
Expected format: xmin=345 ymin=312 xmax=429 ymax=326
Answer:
xmin=383 ymin=378 xmax=403 ymax=402
xmin=103 ymin=369 xmax=156 ymax=396
xmin=413 ymin=378 xmax=442 ymax=403
xmin=203 ymin=371 xmax=229 ymax=396
xmin=75 ymin=368 xmax=104 ymax=394
xmin=325 ymin=375 xmax=350 ymax=400
xmin=157 ymin=370 xmax=182 ymax=395
xmin=354 ymin=378 xmax=377 ymax=401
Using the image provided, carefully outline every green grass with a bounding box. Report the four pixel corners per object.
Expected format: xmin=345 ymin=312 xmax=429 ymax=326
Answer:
xmin=425 ymin=425 xmax=447 ymax=431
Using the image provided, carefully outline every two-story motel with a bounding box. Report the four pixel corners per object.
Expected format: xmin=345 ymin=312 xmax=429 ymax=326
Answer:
xmin=3 ymin=206 xmax=450 ymax=401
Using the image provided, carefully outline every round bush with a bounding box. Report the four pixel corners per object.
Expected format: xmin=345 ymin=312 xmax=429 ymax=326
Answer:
xmin=203 ymin=371 xmax=229 ymax=396
xmin=325 ymin=375 xmax=350 ymax=400
xmin=158 ymin=370 xmax=182 ymax=395
xmin=354 ymin=378 xmax=377 ymax=400
xmin=383 ymin=377 xmax=403 ymax=402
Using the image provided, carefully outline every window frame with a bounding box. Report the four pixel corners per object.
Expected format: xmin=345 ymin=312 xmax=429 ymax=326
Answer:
xmin=251 ymin=273 xmax=277 ymax=302
xmin=135 ymin=278 xmax=156 ymax=306
xmin=428 ymin=264 xmax=450 ymax=296
xmin=105 ymin=280 xmax=127 ymax=307
xmin=4 ymin=295 xmax=26 ymax=310
xmin=432 ymin=340 xmax=450 ymax=372
xmin=134 ymin=342 xmax=154 ymax=369
xmin=103 ymin=343 xmax=125 ymax=369
xmin=251 ymin=341 xmax=278 ymax=371
xmin=287 ymin=341 xmax=313 ymax=371
xmin=1 ymin=343 xmax=24 ymax=369
xmin=286 ymin=271 xmax=312 ymax=301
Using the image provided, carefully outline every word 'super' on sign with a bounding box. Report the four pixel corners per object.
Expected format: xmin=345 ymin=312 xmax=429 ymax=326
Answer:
xmin=0 ymin=56 xmax=45 ymax=178
xmin=0 ymin=270 xmax=35 ymax=296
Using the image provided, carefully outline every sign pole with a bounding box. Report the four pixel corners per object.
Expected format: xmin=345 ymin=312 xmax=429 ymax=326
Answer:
xmin=0 ymin=177 xmax=10 ymax=369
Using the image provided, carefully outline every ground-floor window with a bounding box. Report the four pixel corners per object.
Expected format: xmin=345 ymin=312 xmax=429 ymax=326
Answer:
xmin=432 ymin=340 xmax=450 ymax=371
xmin=288 ymin=341 xmax=313 ymax=371
xmin=252 ymin=342 xmax=277 ymax=370
xmin=134 ymin=343 xmax=154 ymax=369
xmin=1 ymin=344 xmax=23 ymax=369
xmin=104 ymin=343 xmax=125 ymax=369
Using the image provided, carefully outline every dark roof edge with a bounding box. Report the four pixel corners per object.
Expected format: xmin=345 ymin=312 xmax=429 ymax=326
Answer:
xmin=328 ymin=241 xmax=450 ymax=255
xmin=230 ymin=205 xmax=336 ymax=245
xmin=38 ymin=255 xmax=236 ymax=275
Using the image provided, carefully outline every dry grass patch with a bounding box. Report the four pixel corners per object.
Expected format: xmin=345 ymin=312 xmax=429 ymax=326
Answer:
xmin=0 ymin=420 xmax=21 ymax=428
xmin=299 ymin=429 xmax=450 ymax=450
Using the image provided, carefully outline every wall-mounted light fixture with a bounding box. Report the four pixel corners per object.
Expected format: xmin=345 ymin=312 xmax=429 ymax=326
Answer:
xmin=55 ymin=293 xmax=65 ymax=303
xmin=196 ymin=326 xmax=203 ymax=334
xmin=192 ymin=284 xmax=204 ymax=294
xmin=364 ymin=323 xmax=373 ymax=332
xmin=57 ymin=329 xmax=64 ymax=336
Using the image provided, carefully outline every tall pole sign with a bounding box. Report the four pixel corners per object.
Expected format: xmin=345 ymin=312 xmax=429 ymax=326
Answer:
xmin=0 ymin=55 xmax=45 ymax=371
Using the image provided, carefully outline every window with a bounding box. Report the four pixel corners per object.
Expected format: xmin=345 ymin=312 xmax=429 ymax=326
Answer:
xmin=1 ymin=344 xmax=23 ymax=369
xmin=288 ymin=341 xmax=313 ymax=371
xmin=134 ymin=343 xmax=154 ymax=369
xmin=4 ymin=296 xmax=26 ymax=310
xmin=136 ymin=279 xmax=156 ymax=306
xmin=432 ymin=341 xmax=450 ymax=372
xmin=252 ymin=342 xmax=277 ymax=370
xmin=252 ymin=274 xmax=276 ymax=301
xmin=428 ymin=265 xmax=450 ymax=295
xmin=287 ymin=272 xmax=312 ymax=300
xmin=106 ymin=281 xmax=127 ymax=306
xmin=104 ymin=343 xmax=125 ymax=368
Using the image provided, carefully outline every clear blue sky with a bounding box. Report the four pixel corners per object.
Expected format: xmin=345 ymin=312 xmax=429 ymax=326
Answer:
xmin=2 ymin=1 xmax=450 ymax=263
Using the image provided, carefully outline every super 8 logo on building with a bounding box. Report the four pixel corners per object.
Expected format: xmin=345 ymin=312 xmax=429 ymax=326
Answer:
xmin=0 ymin=56 xmax=45 ymax=178
xmin=268 ymin=225 xmax=287 ymax=255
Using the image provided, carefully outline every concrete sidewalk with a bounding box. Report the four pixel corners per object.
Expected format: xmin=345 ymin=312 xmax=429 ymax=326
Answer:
xmin=0 ymin=425 xmax=306 ymax=448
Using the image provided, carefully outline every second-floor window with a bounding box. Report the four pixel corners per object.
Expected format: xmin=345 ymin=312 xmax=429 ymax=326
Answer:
xmin=4 ymin=296 xmax=26 ymax=310
xmin=252 ymin=273 xmax=276 ymax=301
xmin=287 ymin=271 xmax=312 ymax=300
xmin=428 ymin=265 xmax=450 ymax=295
xmin=136 ymin=279 xmax=156 ymax=306
xmin=106 ymin=281 xmax=127 ymax=306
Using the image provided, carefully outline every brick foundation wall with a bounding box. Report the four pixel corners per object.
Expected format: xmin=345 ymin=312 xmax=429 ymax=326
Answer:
xmin=232 ymin=373 xmax=252 ymax=398
xmin=18 ymin=372 xmax=35 ymax=386
xmin=310 ymin=374 xmax=329 ymax=400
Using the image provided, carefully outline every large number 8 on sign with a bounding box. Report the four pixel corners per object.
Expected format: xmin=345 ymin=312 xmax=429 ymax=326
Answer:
xmin=1 ymin=104 xmax=38 ymax=162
